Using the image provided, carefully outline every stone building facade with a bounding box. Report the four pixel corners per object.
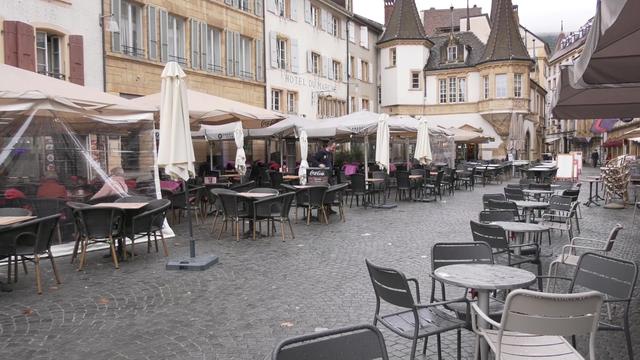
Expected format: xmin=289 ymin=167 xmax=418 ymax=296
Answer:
xmin=379 ymin=0 xmax=545 ymax=161
xmin=546 ymin=18 xmax=597 ymax=156
xmin=0 ymin=0 xmax=103 ymax=89
xmin=103 ymin=0 xmax=266 ymax=107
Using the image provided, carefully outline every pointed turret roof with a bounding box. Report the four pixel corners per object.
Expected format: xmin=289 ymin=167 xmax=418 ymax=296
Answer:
xmin=480 ymin=0 xmax=531 ymax=64
xmin=378 ymin=0 xmax=428 ymax=45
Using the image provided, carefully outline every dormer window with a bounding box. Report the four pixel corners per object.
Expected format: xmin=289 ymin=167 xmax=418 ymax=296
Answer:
xmin=447 ymin=46 xmax=458 ymax=62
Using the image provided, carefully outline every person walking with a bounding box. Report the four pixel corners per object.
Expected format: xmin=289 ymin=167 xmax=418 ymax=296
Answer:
xmin=591 ymin=150 xmax=599 ymax=168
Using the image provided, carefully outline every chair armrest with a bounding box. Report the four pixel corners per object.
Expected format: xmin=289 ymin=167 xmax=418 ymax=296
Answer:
xmin=407 ymin=278 xmax=420 ymax=303
xmin=470 ymin=303 xmax=501 ymax=333
xmin=570 ymin=237 xmax=608 ymax=246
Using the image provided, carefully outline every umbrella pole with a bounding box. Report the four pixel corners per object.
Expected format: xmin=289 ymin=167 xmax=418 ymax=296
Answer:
xmin=184 ymin=180 xmax=196 ymax=258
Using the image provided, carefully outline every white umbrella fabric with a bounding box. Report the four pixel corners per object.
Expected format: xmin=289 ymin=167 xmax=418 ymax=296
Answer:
xmin=234 ymin=122 xmax=247 ymax=176
xmin=298 ymin=130 xmax=309 ymax=185
xmin=375 ymin=114 xmax=390 ymax=174
xmin=414 ymin=119 xmax=432 ymax=165
xmin=158 ymin=62 xmax=195 ymax=181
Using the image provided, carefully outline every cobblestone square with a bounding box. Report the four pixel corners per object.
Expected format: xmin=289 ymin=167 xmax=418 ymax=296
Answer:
xmin=0 ymin=168 xmax=637 ymax=359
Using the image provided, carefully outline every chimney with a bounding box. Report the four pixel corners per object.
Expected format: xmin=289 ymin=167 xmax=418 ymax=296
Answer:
xmin=384 ymin=0 xmax=395 ymax=26
xmin=512 ymin=4 xmax=519 ymax=26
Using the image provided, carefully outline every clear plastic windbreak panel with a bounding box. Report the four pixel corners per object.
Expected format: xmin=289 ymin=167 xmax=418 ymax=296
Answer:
xmin=0 ymin=110 xmax=157 ymax=243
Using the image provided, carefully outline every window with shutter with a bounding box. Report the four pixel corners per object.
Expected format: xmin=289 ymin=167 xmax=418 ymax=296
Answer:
xmin=320 ymin=9 xmax=327 ymax=31
xmin=458 ymin=78 xmax=466 ymax=102
xmin=360 ymin=26 xmax=368 ymax=48
xmin=447 ymin=46 xmax=457 ymax=62
xmin=266 ymin=0 xmax=275 ymax=14
xmin=322 ymin=56 xmax=329 ymax=77
xmin=68 ymin=35 xmax=84 ymax=85
xmin=120 ymin=0 xmax=143 ymax=57
xmin=205 ymin=26 xmax=223 ymax=73
xmin=148 ymin=6 xmax=158 ymax=60
xmin=167 ymin=14 xmax=186 ymax=65
xmin=36 ymin=31 xmax=62 ymax=78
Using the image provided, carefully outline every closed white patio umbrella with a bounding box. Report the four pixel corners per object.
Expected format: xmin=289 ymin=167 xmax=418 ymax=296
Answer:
xmin=375 ymin=114 xmax=390 ymax=174
xmin=414 ymin=119 xmax=432 ymax=165
xmin=158 ymin=63 xmax=195 ymax=181
xmin=234 ymin=122 xmax=247 ymax=176
xmin=298 ymin=130 xmax=309 ymax=185
xmin=159 ymin=62 xmax=217 ymax=270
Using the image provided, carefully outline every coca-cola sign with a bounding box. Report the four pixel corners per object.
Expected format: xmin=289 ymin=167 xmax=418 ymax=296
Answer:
xmin=307 ymin=168 xmax=331 ymax=185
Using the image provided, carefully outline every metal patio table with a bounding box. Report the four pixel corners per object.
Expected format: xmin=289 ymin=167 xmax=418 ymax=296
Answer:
xmin=433 ymin=264 xmax=536 ymax=360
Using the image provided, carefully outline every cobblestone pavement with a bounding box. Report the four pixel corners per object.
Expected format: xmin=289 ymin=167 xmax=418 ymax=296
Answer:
xmin=0 ymin=167 xmax=637 ymax=359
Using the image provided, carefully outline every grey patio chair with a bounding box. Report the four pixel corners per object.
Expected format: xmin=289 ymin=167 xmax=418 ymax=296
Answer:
xmin=13 ymin=214 xmax=62 ymax=294
xmin=216 ymin=192 xmax=249 ymax=241
xmin=482 ymin=193 xmax=506 ymax=210
xmin=323 ymin=183 xmax=348 ymax=223
xmin=71 ymin=206 xmax=125 ymax=270
xmin=366 ymin=260 xmax=465 ymax=360
xmin=471 ymin=289 xmax=603 ymax=360
xmin=504 ymin=187 xmax=525 ymax=201
xmin=253 ymin=192 xmax=295 ymax=241
xmin=271 ymin=324 xmax=389 ymax=360
xmin=470 ymin=221 xmax=542 ymax=290
xmin=430 ymin=242 xmax=504 ymax=329
xmin=207 ymin=188 xmax=237 ymax=233
xmin=123 ymin=199 xmax=171 ymax=258
xmin=539 ymin=195 xmax=579 ymax=242
xmin=294 ymin=185 xmax=327 ymax=225
xmin=542 ymin=252 xmax=638 ymax=360
xmin=546 ymin=224 xmax=623 ymax=292
xmin=486 ymin=199 xmax=523 ymax=222
xmin=478 ymin=210 xmax=515 ymax=223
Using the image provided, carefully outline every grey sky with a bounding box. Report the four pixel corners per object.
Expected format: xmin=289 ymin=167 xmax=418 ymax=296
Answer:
xmin=354 ymin=0 xmax=598 ymax=34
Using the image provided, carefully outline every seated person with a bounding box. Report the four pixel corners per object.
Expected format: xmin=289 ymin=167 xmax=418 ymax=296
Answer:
xmin=90 ymin=167 xmax=128 ymax=201
xmin=37 ymin=171 xmax=67 ymax=199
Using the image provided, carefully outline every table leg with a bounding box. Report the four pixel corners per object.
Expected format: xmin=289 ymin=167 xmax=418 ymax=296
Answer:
xmin=478 ymin=290 xmax=490 ymax=360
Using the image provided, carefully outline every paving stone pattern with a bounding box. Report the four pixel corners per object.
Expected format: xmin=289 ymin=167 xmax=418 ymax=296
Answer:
xmin=0 ymin=167 xmax=637 ymax=359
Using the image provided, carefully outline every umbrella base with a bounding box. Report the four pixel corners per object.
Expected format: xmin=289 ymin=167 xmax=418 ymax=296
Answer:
xmin=166 ymin=255 xmax=219 ymax=271
xmin=413 ymin=197 xmax=437 ymax=203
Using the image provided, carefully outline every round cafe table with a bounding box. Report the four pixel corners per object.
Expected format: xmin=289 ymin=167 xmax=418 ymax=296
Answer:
xmin=513 ymin=200 xmax=549 ymax=223
xmin=433 ymin=264 xmax=536 ymax=360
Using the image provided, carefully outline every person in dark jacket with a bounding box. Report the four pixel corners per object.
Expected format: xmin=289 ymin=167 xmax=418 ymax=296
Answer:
xmin=313 ymin=141 xmax=336 ymax=169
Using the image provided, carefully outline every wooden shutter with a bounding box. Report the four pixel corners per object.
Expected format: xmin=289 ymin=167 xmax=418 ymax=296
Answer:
xmin=233 ymin=32 xmax=241 ymax=76
xmin=68 ymin=35 xmax=84 ymax=85
xmin=159 ymin=9 xmax=168 ymax=62
xmin=269 ymin=32 xmax=278 ymax=68
xmin=306 ymin=51 xmax=312 ymax=73
xmin=290 ymin=0 xmax=297 ymax=21
xmin=190 ymin=20 xmax=199 ymax=69
xmin=255 ymin=0 xmax=264 ymax=16
xmin=111 ymin=0 xmax=121 ymax=52
xmin=16 ymin=21 xmax=36 ymax=71
xmin=256 ymin=39 xmax=264 ymax=81
xmin=320 ymin=9 xmax=327 ymax=31
xmin=148 ymin=6 xmax=158 ymax=60
xmin=200 ymin=22 xmax=208 ymax=70
xmin=322 ymin=56 xmax=329 ymax=77
xmin=225 ymin=30 xmax=234 ymax=76
xmin=3 ymin=21 xmax=19 ymax=67
xmin=290 ymin=38 xmax=299 ymax=73
xmin=304 ymin=0 xmax=311 ymax=23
